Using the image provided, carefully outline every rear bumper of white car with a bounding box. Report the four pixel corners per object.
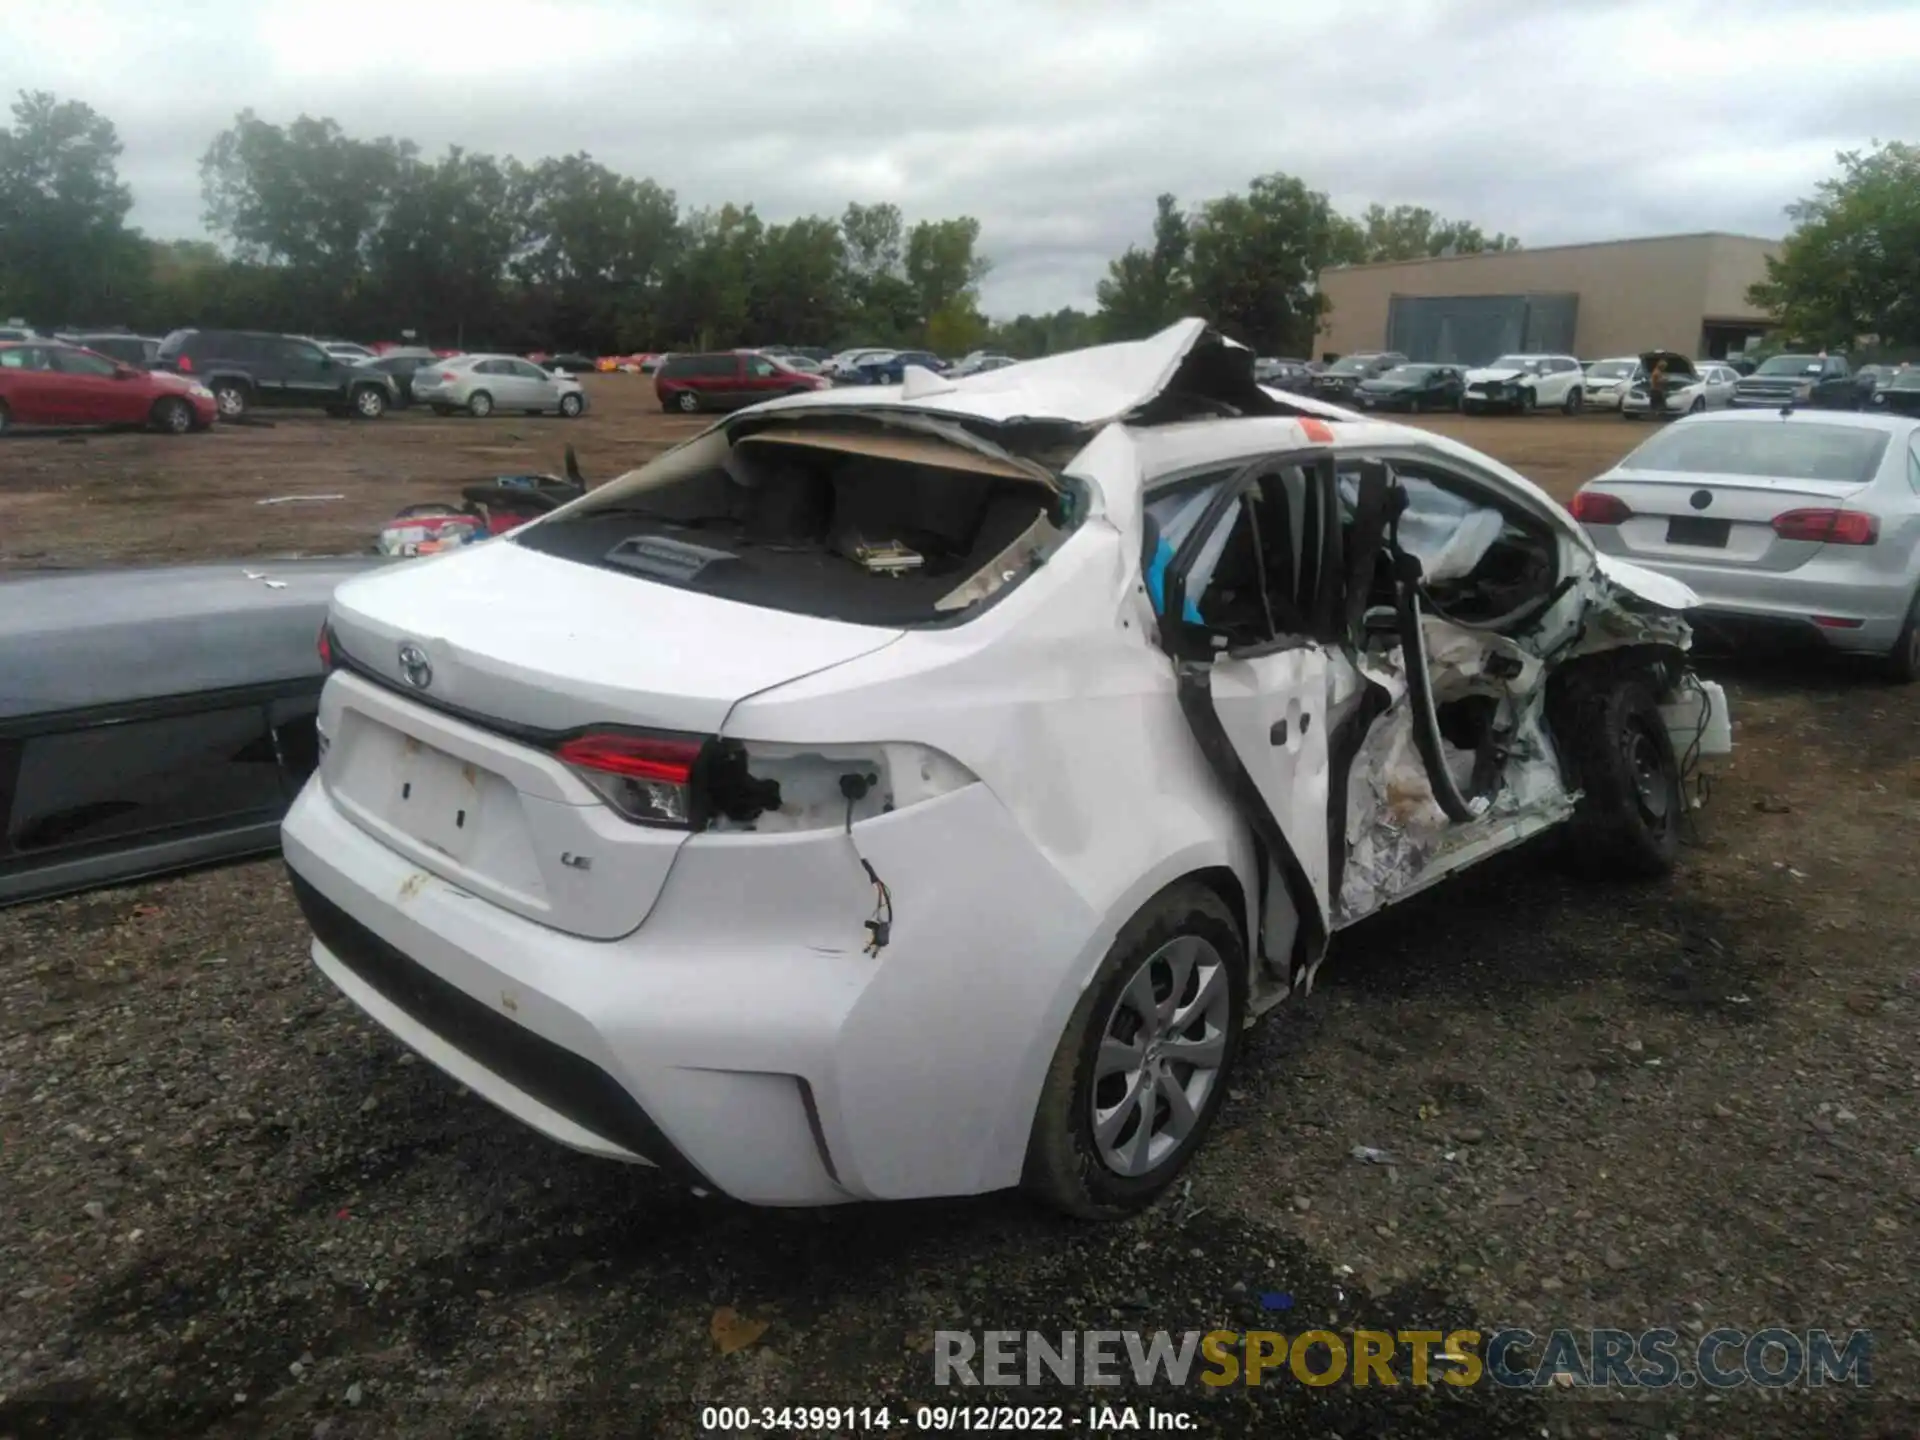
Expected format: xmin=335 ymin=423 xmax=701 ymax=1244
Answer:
xmin=1584 ymin=536 xmax=1910 ymax=654
xmin=282 ymin=771 xmax=1102 ymax=1206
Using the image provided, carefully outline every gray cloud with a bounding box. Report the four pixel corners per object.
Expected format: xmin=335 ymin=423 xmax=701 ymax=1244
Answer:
xmin=4 ymin=0 xmax=1917 ymax=316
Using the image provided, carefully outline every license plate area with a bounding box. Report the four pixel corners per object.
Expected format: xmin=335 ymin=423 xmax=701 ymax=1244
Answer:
xmin=1666 ymin=516 xmax=1730 ymax=548
xmin=389 ymin=736 xmax=486 ymax=861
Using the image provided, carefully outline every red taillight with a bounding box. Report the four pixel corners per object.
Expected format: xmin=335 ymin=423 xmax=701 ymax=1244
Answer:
xmin=1771 ymin=508 xmax=1878 ymax=545
xmin=555 ymin=731 xmax=707 ymax=827
xmin=1571 ymin=490 xmax=1633 ymax=525
xmin=176 ymin=354 xmax=193 ymax=372
xmin=440 ymin=371 xmax=458 ymax=382
xmin=316 ymin=624 xmax=334 ymax=669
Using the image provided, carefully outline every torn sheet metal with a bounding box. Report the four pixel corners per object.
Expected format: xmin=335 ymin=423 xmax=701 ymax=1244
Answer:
xmin=1336 ymin=616 xmax=1570 ymax=925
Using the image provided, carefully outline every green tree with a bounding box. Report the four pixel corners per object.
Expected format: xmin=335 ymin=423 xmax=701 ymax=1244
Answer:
xmin=749 ymin=215 xmax=846 ymax=344
xmin=987 ymin=307 xmax=1098 ymax=358
xmin=509 ymin=153 xmax=680 ymax=351
xmin=1187 ymin=173 xmax=1353 ymax=356
xmin=370 ymin=147 xmax=516 ymax=348
xmin=0 ymin=91 xmax=143 ymax=325
xmin=1096 ymin=192 xmax=1192 ymax=340
xmin=1748 ymin=141 xmax=1920 ymax=348
xmin=201 ymin=111 xmax=413 ymax=328
xmin=1346 ymin=203 xmax=1521 ymax=263
xmin=905 ymin=216 xmax=988 ymax=331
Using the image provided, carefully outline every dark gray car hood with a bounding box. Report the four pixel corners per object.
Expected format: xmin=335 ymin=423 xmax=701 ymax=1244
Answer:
xmin=0 ymin=558 xmax=384 ymax=720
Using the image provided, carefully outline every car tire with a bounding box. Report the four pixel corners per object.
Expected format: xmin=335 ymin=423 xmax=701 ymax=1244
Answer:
xmin=1516 ymin=388 xmax=1536 ymax=416
xmin=1881 ymin=590 xmax=1920 ymax=684
xmin=212 ymin=381 xmax=250 ymax=421
xmin=0 ymin=400 xmax=10 ymax=436
xmin=467 ymin=390 xmax=494 ymax=418
xmin=675 ymin=390 xmax=701 ymax=413
xmin=1622 ymin=410 xmax=1639 ymax=422
xmin=1564 ymin=387 xmax=1583 ymax=415
xmin=431 ymin=404 xmax=453 ymax=416
xmin=149 ymin=397 xmax=195 ymax=435
xmin=351 ymin=385 xmax=387 ymax=420
xmin=559 ymin=392 xmax=584 ymax=418
xmin=1552 ymin=675 xmax=1683 ymax=880
xmin=1689 ymin=396 xmax=1705 ymax=415
xmin=1023 ymin=881 xmax=1245 ymax=1219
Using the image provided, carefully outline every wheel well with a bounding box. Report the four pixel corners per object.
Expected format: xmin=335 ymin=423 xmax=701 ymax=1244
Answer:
xmin=1547 ymin=642 xmax=1688 ymax=713
xmin=1184 ymin=865 xmax=1250 ymax=954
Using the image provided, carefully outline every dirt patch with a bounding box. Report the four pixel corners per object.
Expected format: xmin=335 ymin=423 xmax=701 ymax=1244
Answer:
xmin=2 ymin=399 xmax=1917 ymax=1436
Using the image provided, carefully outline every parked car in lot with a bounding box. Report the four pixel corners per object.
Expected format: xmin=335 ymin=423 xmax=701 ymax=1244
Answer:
xmin=59 ymin=332 xmax=160 ymax=367
xmin=0 ymin=340 xmax=217 ymax=434
xmin=951 ymin=352 xmax=1016 ymax=378
xmin=1253 ymin=357 xmax=1314 ymax=393
xmin=822 ymin=347 xmax=896 ymax=380
xmin=850 ymin=349 xmax=947 ymax=384
xmin=1580 ymin=357 xmax=1641 ymax=411
xmin=1574 ymin=409 xmax=1920 ymax=681
xmin=1462 ymin=354 xmax=1585 ymax=415
xmin=284 ymin=318 xmax=1725 ymax=1217
xmin=1730 ymin=353 xmax=1857 ymax=411
xmin=545 ymin=353 xmax=600 ymax=375
xmin=1868 ymin=367 xmax=1920 ymax=417
xmin=1353 ymin=363 xmax=1464 ymax=413
xmin=410 ymin=354 xmax=589 ymax=419
xmin=654 ymin=351 xmax=831 ymax=412
xmin=354 ymin=348 xmax=441 ymax=407
xmin=1 ymin=559 xmax=379 ymax=908
xmin=1621 ymin=355 xmax=1741 ymax=419
xmin=154 ymin=329 xmax=397 ymax=421
xmin=1308 ymin=351 xmax=1406 ymax=401
xmin=321 ymin=341 xmax=376 ymax=362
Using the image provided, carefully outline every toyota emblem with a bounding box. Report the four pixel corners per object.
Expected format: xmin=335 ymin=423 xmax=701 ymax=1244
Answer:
xmin=397 ymin=642 xmax=433 ymax=690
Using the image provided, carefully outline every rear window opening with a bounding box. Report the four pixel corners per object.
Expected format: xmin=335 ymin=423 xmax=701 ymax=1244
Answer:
xmin=511 ymin=419 xmax=1070 ymax=626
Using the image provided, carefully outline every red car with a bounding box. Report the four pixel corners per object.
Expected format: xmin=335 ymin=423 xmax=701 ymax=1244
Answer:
xmin=0 ymin=341 xmax=218 ymax=435
xmin=654 ymin=349 xmax=832 ymax=412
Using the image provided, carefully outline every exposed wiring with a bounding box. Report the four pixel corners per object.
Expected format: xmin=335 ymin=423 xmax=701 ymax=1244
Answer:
xmin=1676 ymin=669 xmax=1713 ymax=823
xmin=842 ymin=774 xmax=894 ymax=956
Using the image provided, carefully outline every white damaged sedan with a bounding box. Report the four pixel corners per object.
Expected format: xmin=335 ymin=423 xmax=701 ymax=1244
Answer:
xmin=284 ymin=320 xmax=1729 ymax=1217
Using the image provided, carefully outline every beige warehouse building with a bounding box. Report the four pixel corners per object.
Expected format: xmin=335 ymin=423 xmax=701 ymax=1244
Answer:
xmin=1315 ymin=232 xmax=1781 ymax=366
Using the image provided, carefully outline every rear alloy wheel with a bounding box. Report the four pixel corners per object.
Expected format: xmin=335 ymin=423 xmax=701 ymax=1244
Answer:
xmin=1563 ymin=387 xmax=1583 ymax=415
xmin=1553 ymin=676 xmax=1683 ymax=879
xmin=559 ymin=392 xmax=584 ymax=418
xmin=1882 ymin=591 xmax=1920 ymax=684
xmin=467 ymin=390 xmax=494 ymax=418
xmin=213 ymin=382 xmax=249 ymax=421
xmin=675 ymin=389 xmax=701 ymax=413
xmin=1024 ymin=883 xmax=1244 ymax=1218
xmin=352 ymin=386 xmax=387 ymax=420
xmin=150 ymin=397 xmax=194 ymax=434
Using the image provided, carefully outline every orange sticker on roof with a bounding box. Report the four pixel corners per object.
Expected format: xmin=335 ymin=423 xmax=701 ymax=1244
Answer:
xmin=1298 ymin=417 xmax=1334 ymax=444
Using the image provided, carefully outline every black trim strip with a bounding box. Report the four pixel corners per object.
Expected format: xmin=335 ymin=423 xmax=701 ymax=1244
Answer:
xmin=288 ymin=870 xmax=709 ymax=1184
xmin=0 ymin=676 xmax=320 ymax=742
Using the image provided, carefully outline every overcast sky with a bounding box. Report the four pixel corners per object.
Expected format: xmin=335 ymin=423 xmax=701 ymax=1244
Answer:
xmin=5 ymin=0 xmax=1918 ymax=316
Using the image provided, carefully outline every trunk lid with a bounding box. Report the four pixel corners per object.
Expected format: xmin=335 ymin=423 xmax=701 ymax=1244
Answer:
xmin=321 ymin=540 xmax=902 ymax=939
xmin=327 ymin=539 xmax=902 ymax=735
xmin=1595 ymin=469 xmax=1870 ymax=572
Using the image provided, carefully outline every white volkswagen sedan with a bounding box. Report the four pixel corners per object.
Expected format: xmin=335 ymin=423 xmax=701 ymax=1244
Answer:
xmin=284 ymin=321 xmax=1726 ymax=1216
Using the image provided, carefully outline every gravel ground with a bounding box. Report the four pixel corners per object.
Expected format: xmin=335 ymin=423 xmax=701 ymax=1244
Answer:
xmin=3 ymin=397 xmax=1918 ymax=1436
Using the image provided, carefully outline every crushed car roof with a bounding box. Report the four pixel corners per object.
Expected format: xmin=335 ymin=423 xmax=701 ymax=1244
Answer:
xmin=755 ymin=319 xmax=1357 ymax=429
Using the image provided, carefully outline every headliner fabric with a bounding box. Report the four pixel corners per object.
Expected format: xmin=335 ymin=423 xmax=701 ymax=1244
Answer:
xmin=736 ymin=426 xmax=1046 ymax=484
